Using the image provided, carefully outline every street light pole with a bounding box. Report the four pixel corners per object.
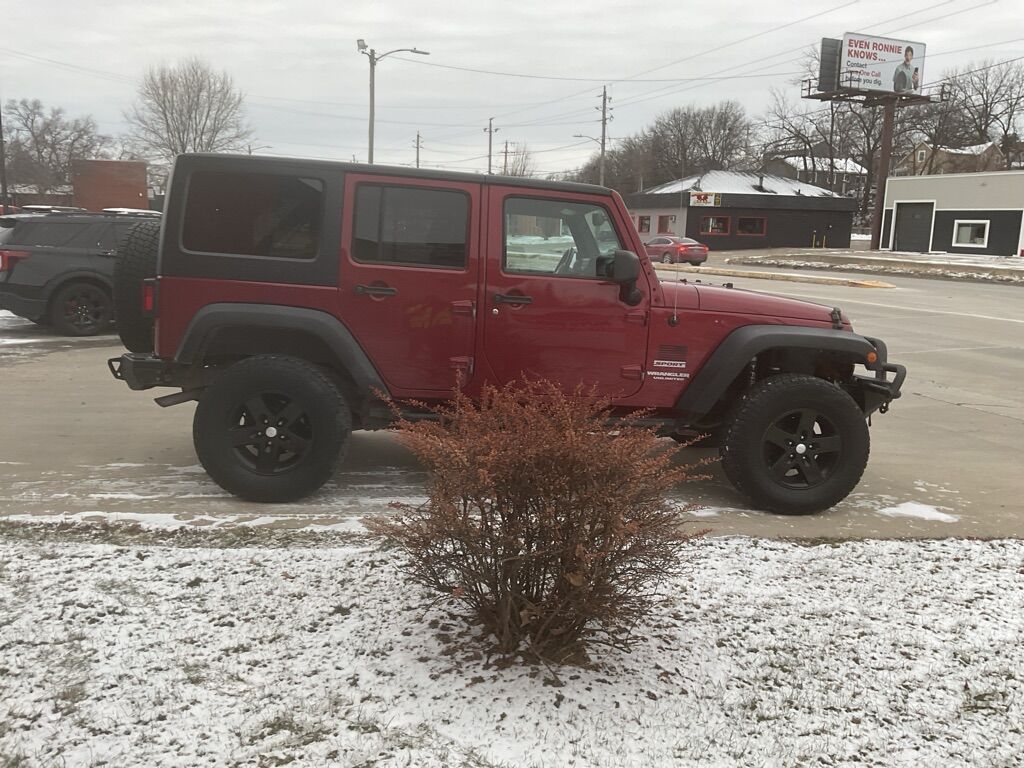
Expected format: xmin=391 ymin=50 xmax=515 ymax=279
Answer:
xmin=357 ymin=39 xmax=430 ymax=165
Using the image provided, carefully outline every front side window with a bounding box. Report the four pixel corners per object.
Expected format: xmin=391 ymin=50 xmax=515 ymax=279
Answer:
xmin=737 ymin=217 xmax=766 ymax=236
xmin=182 ymin=171 xmax=323 ymax=259
xmin=953 ymin=220 xmax=988 ymax=247
xmin=353 ymin=185 xmax=468 ymax=269
xmin=504 ymin=197 xmax=623 ymax=279
xmin=701 ymin=215 xmax=730 ymax=235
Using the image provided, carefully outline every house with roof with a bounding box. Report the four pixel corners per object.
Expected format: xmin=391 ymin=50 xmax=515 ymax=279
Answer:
xmin=893 ymin=141 xmax=1004 ymax=176
xmin=624 ymin=170 xmax=856 ymax=250
xmin=762 ymin=155 xmax=867 ymax=197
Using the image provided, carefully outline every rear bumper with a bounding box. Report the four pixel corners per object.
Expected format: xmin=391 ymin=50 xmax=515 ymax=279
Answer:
xmin=108 ymin=353 xmax=184 ymax=391
xmin=0 ymin=289 xmax=46 ymax=321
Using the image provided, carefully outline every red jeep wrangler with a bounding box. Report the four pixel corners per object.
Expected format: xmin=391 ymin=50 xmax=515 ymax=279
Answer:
xmin=108 ymin=154 xmax=904 ymax=513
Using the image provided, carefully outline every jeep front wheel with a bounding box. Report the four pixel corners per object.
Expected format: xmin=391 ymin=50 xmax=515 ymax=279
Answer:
xmin=193 ymin=356 xmax=351 ymax=503
xmin=720 ymin=374 xmax=869 ymax=515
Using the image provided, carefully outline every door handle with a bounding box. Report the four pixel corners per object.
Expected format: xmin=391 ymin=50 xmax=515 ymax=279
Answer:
xmin=493 ymin=293 xmax=533 ymax=305
xmin=355 ymin=284 xmax=398 ymax=297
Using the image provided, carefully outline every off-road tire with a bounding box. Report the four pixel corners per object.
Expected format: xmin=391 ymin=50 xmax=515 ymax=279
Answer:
xmin=48 ymin=281 xmax=113 ymax=336
xmin=193 ymin=356 xmax=351 ymax=503
xmin=113 ymin=220 xmax=160 ymax=352
xmin=720 ymin=374 xmax=869 ymax=515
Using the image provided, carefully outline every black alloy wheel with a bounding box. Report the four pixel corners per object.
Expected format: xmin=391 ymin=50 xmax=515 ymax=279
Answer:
xmin=760 ymin=408 xmax=843 ymax=489
xmin=720 ymin=374 xmax=869 ymax=515
xmin=229 ymin=392 xmax=314 ymax=475
xmin=49 ymin=282 xmax=112 ymax=336
xmin=193 ymin=355 xmax=351 ymax=502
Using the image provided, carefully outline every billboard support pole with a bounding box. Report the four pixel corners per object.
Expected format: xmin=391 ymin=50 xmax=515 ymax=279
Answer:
xmin=870 ymin=99 xmax=896 ymax=251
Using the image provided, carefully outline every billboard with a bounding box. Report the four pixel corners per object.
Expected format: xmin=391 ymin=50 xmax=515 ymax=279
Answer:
xmin=840 ymin=33 xmax=925 ymax=94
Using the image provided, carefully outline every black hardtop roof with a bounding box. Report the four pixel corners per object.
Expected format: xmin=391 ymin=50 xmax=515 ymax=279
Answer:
xmin=178 ymin=153 xmax=611 ymax=196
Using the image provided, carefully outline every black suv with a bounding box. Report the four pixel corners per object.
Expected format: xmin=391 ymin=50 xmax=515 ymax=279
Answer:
xmin=0 ymin=211 xmax=160 ymax=335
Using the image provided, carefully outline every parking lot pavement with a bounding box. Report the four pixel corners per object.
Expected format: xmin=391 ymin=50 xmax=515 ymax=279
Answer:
xmin=1 ymin=274 xmax=1022 ymax=539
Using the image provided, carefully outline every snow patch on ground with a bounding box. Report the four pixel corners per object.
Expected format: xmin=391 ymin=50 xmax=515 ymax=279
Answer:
xmin=1 ymin=534 xmax=1021 ymax=767
xmin=876 ymin=501 xmax=959 ymax=523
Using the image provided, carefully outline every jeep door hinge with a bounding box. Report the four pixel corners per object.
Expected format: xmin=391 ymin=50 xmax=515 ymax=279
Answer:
xmin=620 ymin=364 xmax=644 ymax=380
xmin=451 ymin=300 xmax=476 ymax=319
xmin=450 ymin=356 xmax=474 ymax=377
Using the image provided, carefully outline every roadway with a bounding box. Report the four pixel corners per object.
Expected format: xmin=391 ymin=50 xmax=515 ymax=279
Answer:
xmin=1 ymin=268 xmax=1022 ymax=539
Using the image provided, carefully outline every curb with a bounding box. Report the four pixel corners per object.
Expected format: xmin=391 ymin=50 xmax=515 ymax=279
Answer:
xmin=654 ymin=264 xmax=894 ymax=289
xmin=723 ymin=257 xmax=1024 ymax=285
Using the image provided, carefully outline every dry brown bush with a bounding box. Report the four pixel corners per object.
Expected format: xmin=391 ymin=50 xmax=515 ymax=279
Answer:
xmin=368 ymin=381 xmax=706 ymax=662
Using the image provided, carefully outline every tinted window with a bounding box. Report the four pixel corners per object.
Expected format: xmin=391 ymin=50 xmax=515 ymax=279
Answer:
xmin=353 ymin=185 xmax=468 ymax=269
xmin=504 ymin=197 xmax=622 ymax=279
xmin=6 ymin=221 xmax=101 ymax=248
xmin=182 ymin=171 xmax=323 ymax=259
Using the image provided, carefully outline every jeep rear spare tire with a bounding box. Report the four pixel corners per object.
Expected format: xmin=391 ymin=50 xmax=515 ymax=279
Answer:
xmin=720 ymin=374 xmax=869 ymax=515
xmin=193 ymin=356 xmax=351 ymax=503
xmin=113 ymin=220 xmax=161 ymax=352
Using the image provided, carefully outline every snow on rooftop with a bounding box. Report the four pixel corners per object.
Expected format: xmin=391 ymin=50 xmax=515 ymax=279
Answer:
xmin=942 ymin=141 xmax=996 ymax=155
xmin=781 ymin=156 xmax=867 ymax=175
xmin=643 ymin=170 xmax=840 ymax=198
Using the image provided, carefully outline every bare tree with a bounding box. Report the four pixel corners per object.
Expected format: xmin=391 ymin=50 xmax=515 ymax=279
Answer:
xmin=2 ymin=99 xmax=108 ymax=192
xmin=126 ymin=58 xmax=251 ymax=163
xmin=503 ymin=143 xmax=535 ymax=177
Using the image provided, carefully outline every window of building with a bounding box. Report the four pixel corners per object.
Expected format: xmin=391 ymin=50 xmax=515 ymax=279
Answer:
xmin=657 ymin=214 xmax=675 ymax=233
xmin=353 ymin=185 xmax=469 ymax=269
xmin=183 ymin=171 xmax=323 ymax=259
xmin=503 ymin=197 xmax=622 ymax=279
xmin=637 ymin=215 xmax=651 ymax=233
xmin=952 ymin=219 xmax=989 ymax=248
xmin=737 ymin=217 xmax=767 ymax=236
xmin=700 ymin=215 xmax=730 ymax=235
xmin=916 ymin=149 xmax=926 ymax=162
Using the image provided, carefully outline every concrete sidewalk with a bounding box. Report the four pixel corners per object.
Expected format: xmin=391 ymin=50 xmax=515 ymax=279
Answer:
xmin=719 ymin=247 xmax=1024 ymax=284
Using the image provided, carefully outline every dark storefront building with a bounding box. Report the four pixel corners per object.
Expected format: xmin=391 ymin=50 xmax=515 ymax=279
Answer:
xmin=625 ymin=171 xmax=856 ymax=250
xmin=882 ymin=171 xmax=1024 ymax=257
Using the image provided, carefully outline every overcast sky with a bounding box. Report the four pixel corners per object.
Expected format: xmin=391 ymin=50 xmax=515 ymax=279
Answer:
xmin=1 ymin=0 xmax=1021 ymax=176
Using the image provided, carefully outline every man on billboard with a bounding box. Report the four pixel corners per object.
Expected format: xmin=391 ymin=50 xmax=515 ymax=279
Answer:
xmin=893 ymin=46 xmax=920 ymax=92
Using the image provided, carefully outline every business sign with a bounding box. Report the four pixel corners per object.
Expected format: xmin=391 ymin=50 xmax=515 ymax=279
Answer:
xmin=840 ymin=33 xmax=925 ymax=94
xmin=689 ymin=192 xmax=721 ymax=207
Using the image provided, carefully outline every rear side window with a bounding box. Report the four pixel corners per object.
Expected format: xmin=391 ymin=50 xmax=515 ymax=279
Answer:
xmin=6 ymin=221 xmax=97 ymax=247
xmin=353 ymin=185 xmax=468 ymax=269
xmin=182 ymin=171 xmax=323 ymax=259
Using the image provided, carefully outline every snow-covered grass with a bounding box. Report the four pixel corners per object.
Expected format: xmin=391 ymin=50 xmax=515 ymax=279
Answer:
xmin=1 ymin=526 xmax=1021 ymax=767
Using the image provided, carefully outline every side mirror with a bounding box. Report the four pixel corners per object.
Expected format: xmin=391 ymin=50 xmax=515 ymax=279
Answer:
xmin=609 ymin=250 xmax=643 ymax=306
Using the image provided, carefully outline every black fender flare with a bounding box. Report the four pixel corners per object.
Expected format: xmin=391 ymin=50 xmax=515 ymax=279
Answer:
xmin=675 ymin=324 xmax=877 ymax=417
xmin=175 ymin=303 xmax=388 ymax=397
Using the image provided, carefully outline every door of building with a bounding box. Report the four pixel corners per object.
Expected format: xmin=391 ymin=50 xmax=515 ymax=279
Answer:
xmin=893 ymin=202 xmax=933 ymax=252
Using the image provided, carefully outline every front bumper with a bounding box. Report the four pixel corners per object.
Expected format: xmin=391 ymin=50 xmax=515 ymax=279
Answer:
xmin=855 ymin=336 xmax=906 ymax=414
xmin=108 ymin=353 xmax=183 ymax=391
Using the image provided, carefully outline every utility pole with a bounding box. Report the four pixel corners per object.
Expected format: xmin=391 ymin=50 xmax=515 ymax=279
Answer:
xmin=0 ymin=103 xmax=8 ymax=209
xmin=502 ymin=140 xmax=510 ymax=175
xmin=598 ymin=85 xmax=610 ymax=187
xmin=484 ymin=118 xmax=499 ymax=174
xmin=414 ymin=132 xmax=421 ymax=169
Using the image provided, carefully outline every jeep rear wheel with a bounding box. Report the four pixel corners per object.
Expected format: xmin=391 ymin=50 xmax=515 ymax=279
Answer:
xmin=193 ymin=356 xmax=351 ymax=503
xmin=720 ymin=374 xmax=869 ymax=515
xmin=113 ymin=220 xmax=160 ymax=353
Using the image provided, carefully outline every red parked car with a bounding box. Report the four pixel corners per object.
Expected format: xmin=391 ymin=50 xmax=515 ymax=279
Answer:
xmin=645 ymin=236 xmax=708 ymax=265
